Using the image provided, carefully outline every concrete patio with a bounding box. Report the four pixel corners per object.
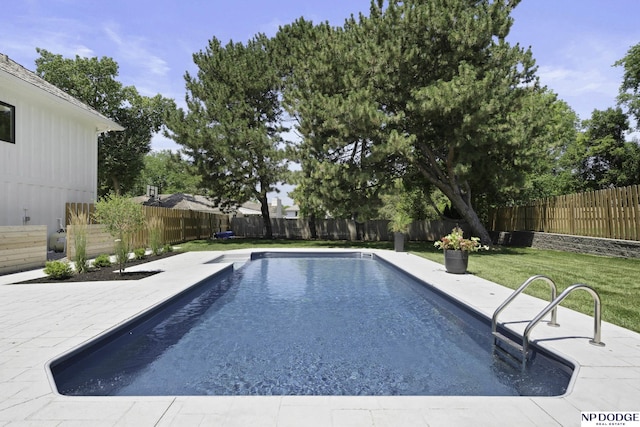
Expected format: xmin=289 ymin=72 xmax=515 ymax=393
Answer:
xmin=1 ymin=249 xmax=639 ymax=426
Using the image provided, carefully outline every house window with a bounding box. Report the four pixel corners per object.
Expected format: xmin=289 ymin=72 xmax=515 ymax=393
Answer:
xmin=0 ymin=101 xmax=15 ymax=144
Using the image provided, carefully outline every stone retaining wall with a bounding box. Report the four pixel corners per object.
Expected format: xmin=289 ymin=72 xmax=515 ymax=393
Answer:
xmin=493 ymin=231 xmax=640 ymax=259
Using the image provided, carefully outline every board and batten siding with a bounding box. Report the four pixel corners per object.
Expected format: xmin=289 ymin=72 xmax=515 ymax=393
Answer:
xmin=0 ymin=60 xmax=101 ymax=239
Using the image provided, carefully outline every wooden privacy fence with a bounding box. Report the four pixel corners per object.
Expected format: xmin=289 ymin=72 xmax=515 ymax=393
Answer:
xmin=232 ymin=217 xmax=465 ymax=241
xmin=65 ymin=203 xmax=230 ymax=255
xmin=0 ymin=226 xmax=47 ymax=275
xmin=489 ymin=185 xmax=640 ymax=241
xmin=66 ymin=224 xmax=114 ymax=260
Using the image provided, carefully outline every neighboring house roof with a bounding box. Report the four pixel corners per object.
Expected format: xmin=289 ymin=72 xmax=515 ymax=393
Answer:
xmin=240 ymin=201 xmax=262 ymax=214
xmin=0 ymin=53 xmax=124 ymax=132
xmin=132 ymin=193 xmax=224 ymax=213
xmin=238 ymin=205 xmax=263 ymax=216
xmin=238 ymin=200 xmax=285 ymax=217
xmin=131 ymin=193 xmax=293 ymax=218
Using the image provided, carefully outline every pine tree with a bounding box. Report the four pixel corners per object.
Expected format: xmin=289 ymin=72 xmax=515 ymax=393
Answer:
xmin=283 ymin=0 xmax=546 ymax=244
xmin=166 ymin=35 xmax=289 ymax=238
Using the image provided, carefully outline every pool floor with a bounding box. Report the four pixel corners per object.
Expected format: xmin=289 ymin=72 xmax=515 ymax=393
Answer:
xmin=51 ymin=254 xmax=571 ymax=396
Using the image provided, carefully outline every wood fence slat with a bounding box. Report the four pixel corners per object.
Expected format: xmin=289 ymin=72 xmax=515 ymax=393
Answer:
xmin=596 ymin=189 xmax=604 ymax=237
xmin=490 ymin=185 xmax=640 ymax=242
xmin=65 ymin=202 xmax=231 ymax=256
xmin=632 ymin=185 xmax=640 ymax=241
xmin=0 ymin=225 xmax=47 ymax=274
xmin=620 ymin=186 xmax=628 ymax=240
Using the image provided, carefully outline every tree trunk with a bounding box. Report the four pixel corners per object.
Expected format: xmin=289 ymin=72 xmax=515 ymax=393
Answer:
xmin=259 ymin=194 xmax=273 ymax=239
xmin=444 ymin=189 xmax=492 ymax=246
xmin=411 ymin=145 xmax=493 ymax=245
xmin=111 ymin=175 xmax=121 ymax=196
xmin=309 ymin=213 xmax=318 ymax=239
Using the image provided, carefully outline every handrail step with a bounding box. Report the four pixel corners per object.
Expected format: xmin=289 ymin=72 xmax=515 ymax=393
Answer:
xmin=492 ymin=331 xmax=524 ymax=354
xmin=492 ymin=343 xmax=523 ymax=369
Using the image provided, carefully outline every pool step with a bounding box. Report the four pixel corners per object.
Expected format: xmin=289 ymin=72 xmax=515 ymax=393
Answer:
xmin=492 ymin=343 xmax=523 ymax=370
xmin=208 ymin=254 xmax=251 ymax=269
xmin=491 ymin=332 xmax=528 ymax=366
xmin=491 ymin=332 xmax=524 ymax=354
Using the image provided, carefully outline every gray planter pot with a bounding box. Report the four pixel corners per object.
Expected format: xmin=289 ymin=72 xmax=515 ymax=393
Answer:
xmin=394 ymin=232 xmax=406 ymax=252
xmin=444 ymin=249 xmax=468 ymax=274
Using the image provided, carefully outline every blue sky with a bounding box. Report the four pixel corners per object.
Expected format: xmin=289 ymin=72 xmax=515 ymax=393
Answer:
xmin=2 ymin=1 xmax=639 ymax=202
xmin=3 ymin=0 xmax=639 ymax=142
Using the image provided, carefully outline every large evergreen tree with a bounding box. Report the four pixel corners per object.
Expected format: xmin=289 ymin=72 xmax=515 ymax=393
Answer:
xmin=166 ymin=34 xmax=288 ymax=238
xmin=282 ymin=0 xmax=547 ymax=244
xmin=35 ymin=49 xmax=174 ymax=196
xmin=277 ymin=19 xmax=400 ymax=221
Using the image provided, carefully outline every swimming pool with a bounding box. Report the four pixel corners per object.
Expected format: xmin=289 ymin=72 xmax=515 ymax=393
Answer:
xmin=50 ymin=252 xmax=573 ymax=396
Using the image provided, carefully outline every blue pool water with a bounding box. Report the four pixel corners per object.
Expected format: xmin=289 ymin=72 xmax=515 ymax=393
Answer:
xmin=51 ymin=253 xmax=573 ymax=396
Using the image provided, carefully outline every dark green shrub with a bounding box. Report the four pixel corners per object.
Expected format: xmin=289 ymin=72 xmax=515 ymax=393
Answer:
xmin=43 ymin=261 xmax=74 ymax=280
xmin=133 ymin=248 xmax=146 ymax=260
xmin=93 ymin=254 xmax=112 ymax=268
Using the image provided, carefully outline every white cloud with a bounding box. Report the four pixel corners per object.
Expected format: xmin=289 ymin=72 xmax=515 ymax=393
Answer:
xmin=259 ymin=18 xmax=287 ymax=37
xmin=150 ymin=133 xmax=180 ymax=152
xmin=533 ymin=33 xmax=631 ymax=119
xmin=102 ymin=23 xmax=170 ymax=78
xmin=538 ymin=66 xmax=618 ymax=98
xmin=0 ymin=15 xmax=96 ymax=68
xmin=73 ymin=45 xmax=95 ymax=58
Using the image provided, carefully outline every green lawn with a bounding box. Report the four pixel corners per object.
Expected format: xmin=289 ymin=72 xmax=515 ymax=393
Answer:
xmin=179 ymin=239 xmax=640 ymax=333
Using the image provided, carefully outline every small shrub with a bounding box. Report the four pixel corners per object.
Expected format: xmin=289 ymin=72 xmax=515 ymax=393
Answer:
xmin=93 ymin=194 xmax=146 ymax=238
xmin=93 ymin=254 xmax=112 ymax=268
xmin=133 ymin=248 xmax=146 ymax=260
xmin=94 ymin=194 xmax=146 ymax=274
xmin=43 ymin=260 xmax=74 ymax=280
xmin=163 ymin=243 xmax=173 ymax=253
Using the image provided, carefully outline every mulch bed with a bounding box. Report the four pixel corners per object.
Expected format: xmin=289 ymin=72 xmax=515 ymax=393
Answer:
xmin=15 ymin=251 xmax=182 ymax=284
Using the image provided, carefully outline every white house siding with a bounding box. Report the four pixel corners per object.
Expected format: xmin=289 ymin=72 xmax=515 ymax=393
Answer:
xmin=0 ymin=57 xmax=115 ymax=239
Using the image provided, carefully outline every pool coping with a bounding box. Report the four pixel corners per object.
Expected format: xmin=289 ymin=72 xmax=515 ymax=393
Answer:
xmin=1 ymin=248 xmax=639 ymax=426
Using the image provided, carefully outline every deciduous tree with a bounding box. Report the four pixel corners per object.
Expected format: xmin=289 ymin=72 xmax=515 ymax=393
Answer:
xmin=616 ymin=42 xmax=640 ymax=128
xmin=134 ymin=150 xmax=201 ymax=195
xmin=494 ymin=92 xmax=580 ymax=203
xmin=35 ymin=48 xmax=175 ymax=196
xmin=563 ymin=108 xmax=640 ymax=191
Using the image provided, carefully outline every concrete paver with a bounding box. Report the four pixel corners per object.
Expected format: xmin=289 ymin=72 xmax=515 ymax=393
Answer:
xmin=0 ymin=249 xmax=638 ymax=426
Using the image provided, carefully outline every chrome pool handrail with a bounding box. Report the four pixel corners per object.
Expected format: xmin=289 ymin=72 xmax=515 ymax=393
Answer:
xmin=492 ymin=275 xmax=560 ymax=335
xmin=523 ymin=283 xmax=605 ymax=357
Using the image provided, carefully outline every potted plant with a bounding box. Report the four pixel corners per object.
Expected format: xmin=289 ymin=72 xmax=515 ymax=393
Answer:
xmin=389 ymin=211 xmax=412 ymax=252
xmin=434 ymin=226 xmax=486 ymax=273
